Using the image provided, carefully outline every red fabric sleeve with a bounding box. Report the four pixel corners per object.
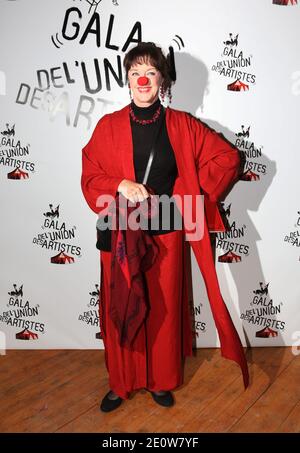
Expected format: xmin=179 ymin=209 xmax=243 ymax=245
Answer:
xmin=81 ymin=115 xmax=124 ymax=215
xmin=190 ymin=115 xmax=241 ymax=202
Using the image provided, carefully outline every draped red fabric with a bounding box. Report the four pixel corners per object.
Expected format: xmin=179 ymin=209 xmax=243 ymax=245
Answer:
xmin=81 ymin=105 xmax=250 ymax=390
xmin=109 ymin=192 xmax=159 ymax=348
xmin=99 ymin=228 xmax=191 ymax=399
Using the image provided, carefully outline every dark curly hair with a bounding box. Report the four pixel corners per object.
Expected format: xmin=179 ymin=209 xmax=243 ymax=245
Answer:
xmin=123 ymin=42 xmax=174 ymax=92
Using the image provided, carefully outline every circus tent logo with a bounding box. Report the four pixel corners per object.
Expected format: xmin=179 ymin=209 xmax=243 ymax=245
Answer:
xmin=0 ymin=284 xmax=46 ymax=340
xmin=273 ymin=0 xmax=297 ymax=5
xmin=211 ymin=33 xmax=256 ymax=91
xmin=16 ymin=329 xmax=39 ymax=340
xmin=256 ymin=326 xmax=278 ymax=338
xmin=78 ymin=284 xmax=100 ymax=339
xmin=218 ymin=250 xmax=241 ymax=263
xmin=0 ymin=123 xmax=35 ymax=179
xmin=216 ymin=203 xmax=249 ymax=263
xmin=283 ymin=210 xmax=300 ymax=260
xmin=227 ymin=79 xmax=249 ymax=92
xmin=32 ymin=203 xmax=82 ymax=263
xmin=240 ymin=282 xmax=285 ymax=338
xmin=235 ymin=125 xmax=266 ymax=181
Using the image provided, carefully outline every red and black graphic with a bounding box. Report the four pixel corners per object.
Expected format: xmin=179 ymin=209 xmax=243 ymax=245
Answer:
xmin=240 ymin=170 xmax=259 ymax=181
xmin=0 ymin=123 xmax=35 ymax=179
xmin=211 ymin=33 xmax=256 ymax=91
xmin=283 ymin=210 xmax=300 ymax=260
xmin=51 ymin=252 xmax=75 ymax=264
xmin=7 ymin=167 xmax=29 ymax=180
xmin=273 ymin=0 xmax=297 ymax=5
xmin=227 ymin=79 xmax=249 ymax=92
xmin=218 ymin=251 xmax=241 ymax=263
xmin=78 ymin=284 xmax=100 ymax=338
xmin=240 ymin=282 xmax=285 ymax=337
xmin=256 ymin=326 xmax=278 ymax=338
xmin=32 ymin=203 xmax=82 ymax=263
xmin=216 ymin=202 xmax=249 ymax=262
xmin=0 ymin=284 xmax=45 ymax=340
xmin=235 ymin=125 xmax=266 ymax=181
xmin=16 ymin=329 xmax=38 ymax=340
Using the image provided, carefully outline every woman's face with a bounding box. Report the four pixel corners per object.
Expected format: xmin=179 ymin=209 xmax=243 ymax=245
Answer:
xmin=127 ymin=59 xmax=163 ymax=107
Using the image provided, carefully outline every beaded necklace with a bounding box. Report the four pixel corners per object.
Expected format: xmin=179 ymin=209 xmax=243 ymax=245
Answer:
xmin=129 ymin=103 xmax=162 ymax=125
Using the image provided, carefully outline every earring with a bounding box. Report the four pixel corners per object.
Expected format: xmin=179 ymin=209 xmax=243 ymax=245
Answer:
xmin=159 ymin=86 xmax=165 ymax=103
xmin=128 ymin=84 xmax=133 ymax=100
xmin=167 ymin=86 xmax=172 ymax=104
xmin=159 ymin=85 xmax=172 ymax=104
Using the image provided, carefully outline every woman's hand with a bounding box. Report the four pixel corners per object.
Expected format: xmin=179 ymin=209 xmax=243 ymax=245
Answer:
xmin=117 ymin=179 xmax=151 ymax=203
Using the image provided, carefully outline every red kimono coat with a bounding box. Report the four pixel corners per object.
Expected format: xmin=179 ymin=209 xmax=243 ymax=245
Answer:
xmin=81 ymin=104 xmax=249 ymax=390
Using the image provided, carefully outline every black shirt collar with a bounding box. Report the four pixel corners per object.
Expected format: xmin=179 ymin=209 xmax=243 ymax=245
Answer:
xmin=130 ymin=97 xmax=161 ymax=119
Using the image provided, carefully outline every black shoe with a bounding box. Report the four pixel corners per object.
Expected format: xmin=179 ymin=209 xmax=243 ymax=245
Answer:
xmin=150 ymin=390 xmax=174 ymax=407
xmin=100 ymin=390 xmax=123 ymax=412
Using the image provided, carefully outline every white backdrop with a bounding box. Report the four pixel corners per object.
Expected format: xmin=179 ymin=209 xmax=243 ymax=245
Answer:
xmin=0 ymin=0 xmax=299 ymax=350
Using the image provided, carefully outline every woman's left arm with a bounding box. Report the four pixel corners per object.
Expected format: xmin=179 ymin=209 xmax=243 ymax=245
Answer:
xmin=191 ymin=115 xmax=241 ymax=202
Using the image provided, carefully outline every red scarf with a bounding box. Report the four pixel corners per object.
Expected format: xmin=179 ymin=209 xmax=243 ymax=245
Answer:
xmin=109 ymin=191 xmax=159 ymax=348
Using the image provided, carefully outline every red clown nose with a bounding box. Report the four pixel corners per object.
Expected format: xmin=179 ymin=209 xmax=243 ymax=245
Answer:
xmin=137 ymin=76 xmax=149 ymax=86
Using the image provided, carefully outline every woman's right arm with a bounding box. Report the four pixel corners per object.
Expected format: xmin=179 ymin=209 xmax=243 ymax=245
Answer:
xmin=81 ymin=116 xmax=124 ymax=214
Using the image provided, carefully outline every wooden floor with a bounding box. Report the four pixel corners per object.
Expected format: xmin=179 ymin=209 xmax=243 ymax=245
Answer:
xmin=0 ymin=347 xmax=299 ymax=433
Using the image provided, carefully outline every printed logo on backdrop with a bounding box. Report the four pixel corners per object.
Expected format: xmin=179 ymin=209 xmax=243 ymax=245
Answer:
xmin=69 ymin=1 xmax=121 ymax=15
xmin=216 ymin=203 xmax=249 ymax=263
xmin=14 ymin=0 xmax=180 ymax=126
xmin=32 ymin=203 xmax=82 ymax=263
xmin=283 ymin=210 xmax=300 ymax=261
xmin=272 ymin=0 xmax=297 ymax=5
xmin=235 ymin=125 xmax=266 ymax=182
xmin=78 ymin=284 xmax=102 ymax=339
xmin=0 ymin=123 xmax=35 ymax=179
xmin=0 ymin=284 xmax=45 ymax=340
xmin=69 ymin=0 xmax=119 ymax=18
xmin=190 ymin=301 xmax=207 ymax=337
xmin=211 ymin=33 xmax=256 ymax=91
xmin=240 ymin=282 xmax=285 ymax=338
xmin=15 ymin=0 xmax=140 ymax=123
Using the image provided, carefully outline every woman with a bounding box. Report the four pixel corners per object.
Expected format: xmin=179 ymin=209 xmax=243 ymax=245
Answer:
xmin=81 ymin=42 xmax=249 ymax=413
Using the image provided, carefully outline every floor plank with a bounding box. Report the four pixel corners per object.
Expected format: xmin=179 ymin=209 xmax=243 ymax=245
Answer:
xmin=180 ymin=347 xmax=295 ymax=433
xmin=229 ymin=351 xmax=300 ymax=433
xmin=0 ymin=348 xmax=298 ymax=433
